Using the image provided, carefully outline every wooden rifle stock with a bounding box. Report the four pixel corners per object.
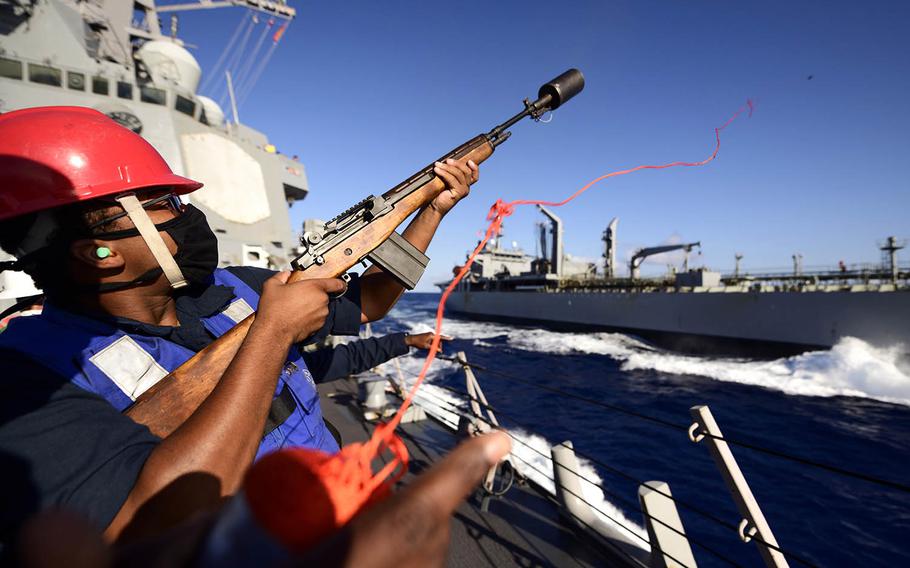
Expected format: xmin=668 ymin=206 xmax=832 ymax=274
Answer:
xmin=123 ymin=64 xmax=588 ymax=436
xmin=125 ymin=139 xmax=494 ymax=437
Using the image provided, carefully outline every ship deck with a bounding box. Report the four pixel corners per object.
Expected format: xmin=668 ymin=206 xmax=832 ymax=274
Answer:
xmin=318 ymin=375 xmax=641 ymax=567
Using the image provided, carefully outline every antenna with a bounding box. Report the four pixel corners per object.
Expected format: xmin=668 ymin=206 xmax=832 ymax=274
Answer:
xmin=792 ymin=253 xmax=803 ymax=277
xmin=879 ymin=236 xmax=906 ymax=283
xmin=226 ymin=70 xmax=240 ymax=125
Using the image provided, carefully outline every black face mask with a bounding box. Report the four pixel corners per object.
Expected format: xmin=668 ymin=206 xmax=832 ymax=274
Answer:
xmin=90 ymin=204 xmax=219 ymax=292
xmin=162 ymin=204 xmax=219 ymax=286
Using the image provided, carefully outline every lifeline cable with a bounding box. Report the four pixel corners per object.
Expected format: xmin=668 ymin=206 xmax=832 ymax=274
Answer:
xmin=430 ymin=380 xmax=816 ymax=568
xmin=391 ymin=371 xmax=745 ymax=568
xmin=438 ymin=355 xmax=910 ymax=495
xmin=505 ymin=442 xmax=745 ymax=568
xmin=393 ymin=366 xmax=817 ymax=567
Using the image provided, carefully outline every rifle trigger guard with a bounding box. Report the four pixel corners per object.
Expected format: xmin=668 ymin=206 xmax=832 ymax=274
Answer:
xmin=329 ymin=273 xmax=351 ymax=300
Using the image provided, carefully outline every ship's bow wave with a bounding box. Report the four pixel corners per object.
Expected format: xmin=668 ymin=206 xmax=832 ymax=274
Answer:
xmin=500 ymin=328 xmax=910 ymax=406
xmin=401 ymin=308 xmax=910 ymax=406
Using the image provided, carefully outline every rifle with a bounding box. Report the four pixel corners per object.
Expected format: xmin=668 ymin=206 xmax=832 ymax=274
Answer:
xmin=125 ymin=69 xmax=585 ymax=436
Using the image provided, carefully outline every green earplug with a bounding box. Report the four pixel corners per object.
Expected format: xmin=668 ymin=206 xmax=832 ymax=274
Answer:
xmin=95 ymin=247 xmax=111 ymax=259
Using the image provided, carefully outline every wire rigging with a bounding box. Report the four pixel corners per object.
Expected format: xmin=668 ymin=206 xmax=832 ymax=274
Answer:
xmin=236 ymin=19 xmax=288 ymax=106
xmin=394 ymin=378 xmax=717 ymax=528
xmin=506 ymin=440 xmax=745 ymax=568
xmin=199 ymin=10 xmax=251 ymax=94
xmin=236 ymin=42 xmax=278 ymax=104
xmin=214 ymin=13 xmax=258 ymax=106
xmin=390 ymin=373 xmax=744 ymax=568
xmin=410 ymin=379 xmax=759 ymax=554
xmin=438 ymin=355 xmax=688 ymax=430
xmin=393 ymin=369 xmax=818 ymax=567
xmin=229 ymin=16 xmax=273 ymax=101
xmin=435 ymin=356 xmax=910 ymax=495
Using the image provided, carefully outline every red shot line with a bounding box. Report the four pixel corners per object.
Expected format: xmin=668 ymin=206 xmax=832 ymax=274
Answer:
xmin=381 ymin=99 xmax=755 ymax=442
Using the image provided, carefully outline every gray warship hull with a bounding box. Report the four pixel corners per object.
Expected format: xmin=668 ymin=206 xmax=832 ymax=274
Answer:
xmin=444 ymin=286 xmax=910 ymax=356
xmin=440 ymin=207 xmax=908 ymax=356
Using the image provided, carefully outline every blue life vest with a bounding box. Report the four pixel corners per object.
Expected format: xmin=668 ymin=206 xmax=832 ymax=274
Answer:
xmin=0 ymin=268 xmax=339 ymax=457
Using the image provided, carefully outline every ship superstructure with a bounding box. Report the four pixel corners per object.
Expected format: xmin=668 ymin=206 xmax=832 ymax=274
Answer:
xmin=0 ymin=0 xmax=308 ymax=310
xmin=441 ymin=207 xmax=910 ymax=355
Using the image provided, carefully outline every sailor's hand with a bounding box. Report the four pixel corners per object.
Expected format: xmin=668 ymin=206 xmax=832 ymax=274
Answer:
xmin=306 ymin=431 xmax=511 ymax=568
xmin=404 ymin=332 xmax=453 ymax=352
xmin=429 ymin=158 xmax=478 ymax=216
xmin=15 ymin=433 xmax=511 ymax=568
xmin=256 ymin=272 xmax=346 ymax=344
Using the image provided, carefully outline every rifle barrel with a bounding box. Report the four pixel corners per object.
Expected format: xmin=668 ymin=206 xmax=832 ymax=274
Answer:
xmin=124 ymin=68 xmax=585 ymax=437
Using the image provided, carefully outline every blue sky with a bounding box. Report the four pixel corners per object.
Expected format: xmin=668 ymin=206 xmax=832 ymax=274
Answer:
xmin=170 ymin=0 xmax=909 ymax=289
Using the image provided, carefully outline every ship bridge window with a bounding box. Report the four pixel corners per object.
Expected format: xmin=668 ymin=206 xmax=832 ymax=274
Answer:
xmin=117 ymin=81 xmax=133 ymax=100
xmin=67 ymin=71 xmax=85 ymax=91
xmin=92 ymin=76 xmax=109 ymax=95
xmin=140 ymin=85 xmax=166 ymax=105
xmin=0 ymin=57 xmax=23 ymax=80
xmin=175 ymin=94 xmax=196 ymax=116
xmin=28 ymin=63 xmax=62 ymax=87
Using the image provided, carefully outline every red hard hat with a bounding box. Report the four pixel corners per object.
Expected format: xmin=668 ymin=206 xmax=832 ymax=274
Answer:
xmin=0 ymin=106 xmax=202 ymax=221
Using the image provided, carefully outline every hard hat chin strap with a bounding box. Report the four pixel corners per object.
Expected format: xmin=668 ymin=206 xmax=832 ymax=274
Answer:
xmin=115 ymin=195 xmax=188 ymax=290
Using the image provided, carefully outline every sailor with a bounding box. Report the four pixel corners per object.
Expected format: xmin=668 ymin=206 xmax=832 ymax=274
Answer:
xmin=303 ymin=331 xmax=451 ymax=384
xmin=15 ymin=431 xmax=513 ymax=568
xmin=0 ymin=107 xmax=478 ymax=544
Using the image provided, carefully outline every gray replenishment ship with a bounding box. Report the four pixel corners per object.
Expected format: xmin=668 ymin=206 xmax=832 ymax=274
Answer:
xmin=440 ymin=206 xmax=910 ymax=356
xmin=0 ymin=0 xmax=308 ymax=311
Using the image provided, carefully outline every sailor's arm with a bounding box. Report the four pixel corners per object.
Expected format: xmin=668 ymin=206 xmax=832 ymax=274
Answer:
xmin=302 ymin=332 xmax=452 ymax=383
xmin=16 ymin=432 xmax=511 ymax=567
xmin=359 ymin=159 xmax=478 ymax=322
xmin=105 ymin=274 xmax=344 ymax=540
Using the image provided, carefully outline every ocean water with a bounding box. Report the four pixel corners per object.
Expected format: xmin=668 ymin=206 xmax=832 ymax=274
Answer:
xmin=369 ymin=293 xmax=910 ymax=568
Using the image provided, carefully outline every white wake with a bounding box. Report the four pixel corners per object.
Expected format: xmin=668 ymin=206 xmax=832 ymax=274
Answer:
xmin=379 ymin=353 xmax=649 ymax=548
xmin=400 ymin=315 xmax=910 ymax=406
xmin=508 ymin=330 xmax=910 ymax=406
